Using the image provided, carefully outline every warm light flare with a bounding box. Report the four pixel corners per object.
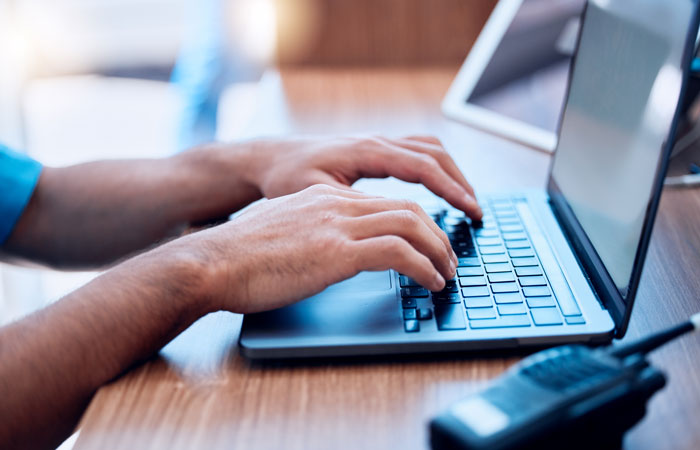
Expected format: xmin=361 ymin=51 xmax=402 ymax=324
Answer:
xmin=227 ymin=0 xmax=278 ymax=64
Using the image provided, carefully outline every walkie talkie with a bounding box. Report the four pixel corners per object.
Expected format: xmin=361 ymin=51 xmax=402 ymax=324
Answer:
xmin=430 ymin=313 xmax=700 ymax=450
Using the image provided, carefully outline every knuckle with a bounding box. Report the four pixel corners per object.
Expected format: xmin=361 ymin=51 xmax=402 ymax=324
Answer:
xmin=418 ymin=154 xmax=440 ymax=170
xmin=325 ymin=231 xmax=348 ymax=254
xmin=415 ymin=135 xmax=441 ymax=145
xmin=395 ymin=210 xmax=420 ymax=228
xmin=318 ymin=209 xmax=337 ymax=225
xmin=433 ymin=146 xmax=449 ymax=159
xmin=307 ymin=183 xmax=332 ymax=195
xmin=429 ymin=136 xmax=444 ymax=146
xmin=362 ymin=135 xmax=383 ymax=148
xmin=399 ymin=199 xmax=421 ymax=213
xmin=317 ymin=194 xmax=347 ymax=211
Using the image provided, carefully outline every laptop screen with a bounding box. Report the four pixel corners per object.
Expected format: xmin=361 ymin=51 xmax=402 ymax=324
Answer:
xmin=548 ymin=0 xmax=697 ymax=324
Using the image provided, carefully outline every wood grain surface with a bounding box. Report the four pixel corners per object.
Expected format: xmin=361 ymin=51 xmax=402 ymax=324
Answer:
xmin=74 ymin=68 xmax=700 ymax=450
xmin=275 ymin=0 xmax=497 ymax=66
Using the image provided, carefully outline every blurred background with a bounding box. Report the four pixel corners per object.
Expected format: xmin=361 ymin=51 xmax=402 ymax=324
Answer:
xmin=0 ymin=0 xmax=496 ymax=327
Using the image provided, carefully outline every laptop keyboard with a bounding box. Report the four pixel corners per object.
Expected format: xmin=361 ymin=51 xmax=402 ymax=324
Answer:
xmin=399 ymin=197 xmax=585 ymax=333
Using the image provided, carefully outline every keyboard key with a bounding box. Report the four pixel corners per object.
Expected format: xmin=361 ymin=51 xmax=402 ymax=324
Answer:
xmin=467 ymin=308 xmax=497 ymax=320
xmin=443 ymin=217 xmax=466 ymax=226
xmin=491 ymin=282 xmax=519 ymax=294
xmin=458 ymin=257 xmax=481 ymax=267
xmin=403 ymin=309 xmax=417 ymax=320
xmin=502 ymin=231 xmax=528 ymax=241
xmin=435 ymin=304 xmax=467 ymax=330
xmin=552 ymin=286 xmax=582 ymax=317
xmin=453 ymin=235 xmax=474 ymax=244
xmin=505 ymin=240 xmax=531 ymax=249
xmin=494 ymin=210 xmax=517 ymax=218
xmin=519 ymin=276 xmax=547 ymax=287
xmin=494 ymin=292 xmax=524 ymax=304
xmin=417 ymin=308 xmax=433 ymax=320
xmin=445 ymin=209 xmax=466 ymax=218
xmin=459 ymin=276 xmax=487 ymax=287
xmin=433 ymin=280 xmax=459 ymax=294
xmin=516 ymin=266 xmax=542 ymax=276
xmin=496 ymin=218 xmax=520 ymax=226
xmin=531 ymin=307 xmax=563 ymax=326
xmin=476 ymin=237 xmax=501 ymax=246
xmin=469 ymin=315 xmax=531 ymax=329
xmin=491 ymin=203 xmax=514 ymax=211
xmin=474 ymin=228 xmax=499 ymax=238
xmin=457 ymin=248 xmax=478 ymax=257
xmin=497 ymin=303 xmax=527 ymax=315
xmin=432 ymin=293 xmax=462 ymax=304
xmin=480 ymin=245 xmax=506 ymax=255
xmin=464 ymin=296 xmax=493 ymax=308
xmin=453 ymin=241 xmax=472 ymax=250
xmin=404 ymin=319 xmax=420 ymax=332
xmin=509 ymin=248 xmax=535 ymax=258
xmin=566 ymin=315 xmax=586 ymax=325
xmin=500 ymin=224 xmax=524 ymax=233
xmin=458 ymin=267 xmax=483 ymax=277
xmin=526 ymin=296 xmax=556 ymax=308
xmin=512 ymin=257 xmax=538 ymax=267
xmin=448 ymin=232 xmax=469 ymax=241
xmin=399 ymin=275 xmax=419 ymax=287
xmin=488 ymin=272 xmax=515 ymax=283
xmin=522 ymin=286 xmax=551 ymax=297
xmin=462 ymin=286 xmax=490 ymax=297
xmin=401 ymin=298 xmax=417 ymax=308
xmin=485 ymin=262 xmax=511 ymax=273
xmin=490 ymin=198 xmax=512 ymax=205
xmin=446 ymin=225 xmax=467 ymax=234
xmin=495 ymin=217 xmax=518 ymax=225
xmin=483 ymin=254 xmax=509 ymax=264
xmin=401 ymin=287 xmax=429 ymax=297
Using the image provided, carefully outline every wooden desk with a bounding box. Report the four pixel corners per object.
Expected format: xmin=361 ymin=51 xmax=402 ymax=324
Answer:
xmin=74 ymin=68 xmax=700 ymax=450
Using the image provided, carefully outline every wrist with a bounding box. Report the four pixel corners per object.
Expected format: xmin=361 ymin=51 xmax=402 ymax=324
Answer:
xmin=168 ymin=142 xmax=263 ymax=223
xmin=141 ymin=238 xmax=222 ymax=320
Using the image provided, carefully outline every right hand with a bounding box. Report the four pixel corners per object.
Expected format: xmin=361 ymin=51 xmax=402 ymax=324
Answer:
xmin=188 ymin=184 xmax=458 ymax=314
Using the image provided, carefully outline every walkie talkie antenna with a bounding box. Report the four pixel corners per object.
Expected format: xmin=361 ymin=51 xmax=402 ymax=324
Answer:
xmin=609 ymin=312 xmax=700 ymax=358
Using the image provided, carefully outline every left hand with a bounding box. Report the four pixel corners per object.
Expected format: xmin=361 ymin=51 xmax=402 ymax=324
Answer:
xmin=239 ymin=135 xmax=482 ymax=219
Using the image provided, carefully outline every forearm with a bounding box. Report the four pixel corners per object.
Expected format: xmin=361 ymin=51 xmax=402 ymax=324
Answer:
xmin=0 ymin=240 xmax=215 ymax=450
xmin=2 ymin=143 xmax=261 ymax=269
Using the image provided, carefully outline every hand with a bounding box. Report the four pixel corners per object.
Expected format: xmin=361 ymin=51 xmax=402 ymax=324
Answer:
xmin=184 ymin=184 xmax=458 ymax=314
xmin=239 ymin=135 xmax=482 ymax=219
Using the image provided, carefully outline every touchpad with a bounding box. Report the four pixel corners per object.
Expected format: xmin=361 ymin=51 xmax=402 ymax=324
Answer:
xmin=323 ymin=271 xmax=393 ymax=294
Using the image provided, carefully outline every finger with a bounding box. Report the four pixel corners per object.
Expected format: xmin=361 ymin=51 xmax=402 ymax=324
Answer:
xmin=341 ymin=197 xmax=456 ymax=265
xmin=345 ymin=211 xmax=456 ymax=280
xmin=403 ymin=135 xmax=442 ymax=146
xmin=302 ymin=183 xmax=381 ymax=200
xmin=355 ymin=142 xmax=482 ymax=219
xmin=394 ymin=136 xmax=477 ymax=198
xmin=349 ymin=236 xmax=446 ymax=291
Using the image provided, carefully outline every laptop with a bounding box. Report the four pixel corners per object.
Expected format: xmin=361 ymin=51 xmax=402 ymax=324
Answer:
xmin=240 ymin=0 xmax=700 ymax=359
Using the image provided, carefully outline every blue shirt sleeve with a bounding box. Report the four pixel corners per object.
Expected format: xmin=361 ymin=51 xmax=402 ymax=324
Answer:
xmin=0 ymin=144 xmax=42 ymax=244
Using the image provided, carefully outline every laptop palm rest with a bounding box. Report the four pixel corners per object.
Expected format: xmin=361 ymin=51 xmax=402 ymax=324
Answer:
xmin=240 ymin=271 xmax=401 ymax=340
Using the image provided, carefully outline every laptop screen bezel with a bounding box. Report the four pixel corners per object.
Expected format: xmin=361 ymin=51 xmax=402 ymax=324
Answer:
xmin=545 ymin=0 xmax=700 ymax=337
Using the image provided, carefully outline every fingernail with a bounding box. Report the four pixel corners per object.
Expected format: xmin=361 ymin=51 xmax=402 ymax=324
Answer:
xmin=465 ymin=193 xmax=483 ymax=218
xmin=449 ymin=259 xmax=456 ymax=276
xmin=434 ymin=272 xmax=446 ymax=291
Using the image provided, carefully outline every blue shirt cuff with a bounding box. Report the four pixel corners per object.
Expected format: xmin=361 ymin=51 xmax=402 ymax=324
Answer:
xmin=0 ymin=144 xmax=42 ymax=244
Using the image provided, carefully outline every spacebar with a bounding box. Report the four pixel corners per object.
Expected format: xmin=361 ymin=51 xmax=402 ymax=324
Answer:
xmin=469 ymin=315 xmax=531 ymax=329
